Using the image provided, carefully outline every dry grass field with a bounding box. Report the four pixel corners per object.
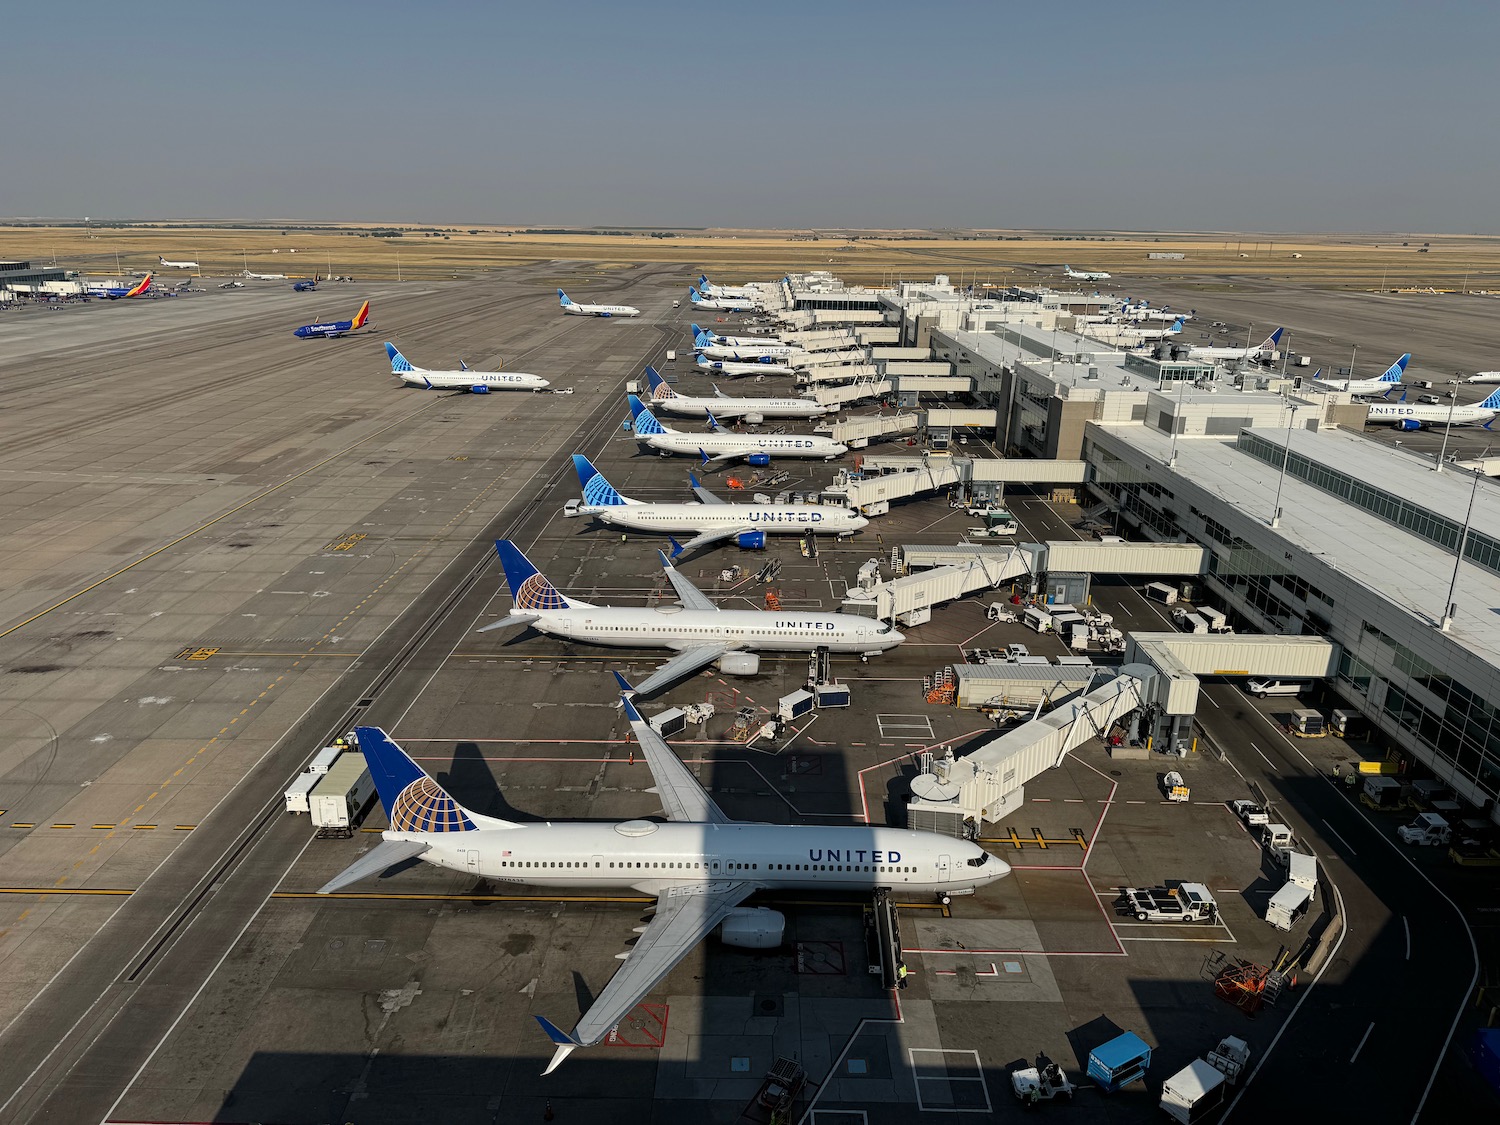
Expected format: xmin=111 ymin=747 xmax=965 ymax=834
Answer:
xmin=6 ymin=222 xmax=1500 ymax=292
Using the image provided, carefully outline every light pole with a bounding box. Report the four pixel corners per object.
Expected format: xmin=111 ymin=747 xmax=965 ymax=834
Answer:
xmin=1435 ymin=375 xmax=1461 ymax=472
xmin=1348 ymin=344 xmax=1358 ymax=381
xmin=1269 ymin=402 xmax=1299 ymax=528
xmin=1439 ymin=466 xmax=1482 ymax=632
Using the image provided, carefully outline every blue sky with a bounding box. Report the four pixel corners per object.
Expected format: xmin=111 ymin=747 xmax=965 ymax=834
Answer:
xmin=8 ymin=1 xmax=1496 ymax=231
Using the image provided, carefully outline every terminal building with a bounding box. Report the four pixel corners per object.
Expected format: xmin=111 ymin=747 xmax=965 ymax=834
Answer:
xmin=0 ymin=259 xmax=80 ymax=299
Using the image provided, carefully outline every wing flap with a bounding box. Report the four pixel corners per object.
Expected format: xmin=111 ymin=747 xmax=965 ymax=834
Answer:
xmin=630 ymin=643 xmax=729 ymax=697
xmin=670 ymin=527 xmax=750 ymax=557
xmin=688 ymin=471 xmax=727 ymax=505
xmin=657 ymin=550 xmax=718 ymax=612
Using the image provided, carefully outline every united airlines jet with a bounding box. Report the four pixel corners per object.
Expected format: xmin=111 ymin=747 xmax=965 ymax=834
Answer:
xmin=558 ymin=289 xmax=640 ymax=317
xmin=478 ymin=540 xmax=902 ymax=693
xmin=697 ymin=273 xmax=753 ymax=299
xmin=645 ymin=366 xmax=825 ymax=421
xmin=385 ymin=342 xmax=549 ymax=392
xmin=1188 ymin=327 xmax=1284 ymax=362
xmin=688 ymin=285 xmax=755 ymax=313
xmin=693 ymin=328 xmax=804 ymax=362
xmin=694 ymin=353 xmax=797 ymax=378
xmin=569 ymin=454 xmax=866 ymax=555
xmin=691 ymin=323 xmax=787 ymax=349
xmin=627 ymin=394 xmax=846 ymax=464
xmin=1366 ymin=388 xmax=1500 ymax=430
xmin=317 ymin=683 xmax=1006 ymax=1074
xmin=1310 ymin=353 xmax=1409 ymax=396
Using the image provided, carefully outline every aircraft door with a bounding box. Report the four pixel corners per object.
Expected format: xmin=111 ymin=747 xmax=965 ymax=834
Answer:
xmin=938 ymin=854 xmax=951 ymax=882
xmin=464 ymin=848 xmax=480 ymax=872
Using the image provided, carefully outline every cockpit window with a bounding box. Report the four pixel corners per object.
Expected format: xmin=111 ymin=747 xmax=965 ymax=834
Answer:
xmin=877 ymin=622 xmax=894 ymax=634
xmin=967 ymin=853 xmax=990 ymax=867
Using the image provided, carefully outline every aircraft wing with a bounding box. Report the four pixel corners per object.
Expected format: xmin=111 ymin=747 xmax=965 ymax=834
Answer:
xmin=657 ymin=550 xmax=718 ymax=612
xmin=537 ymin=879 xmax=756 ymax=1072
xmin=477 ymin=613 xmax=539 ymax=634
xmin=317 ymin=838 xmax=430 ymax=894
xmin=698 ymin=447 xmax=747 ymax=466
xmin=687 ymin=472 xmax=727 ymax=505
xmin=669 ymin=527 xmax=755 ymax=557
xmin=621 ymin=693 xmax=731 ymax=823
xmin=631 ymin=643 xmax=730 ymax=696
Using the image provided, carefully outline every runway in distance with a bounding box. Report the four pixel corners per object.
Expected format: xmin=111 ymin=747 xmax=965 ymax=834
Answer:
xmin=1365 ymin=388 xmax=1500 ymax=430
xmin=157 ymin=255 xmax=198 ymax=269
xmin=293 ymin=300 xmax=370 ymax=339
xmin=568 ymin=453 xmax=866 ymax=555
xmin=694 ymin=353 xmax=797 ymax=378
xmin=1310 ymin=353 xmax=1409 ymax=395
xmin=86 ymin=274 xmax=153 ymax=299
xmin=627 ymin=394 xmax=847 ymax=464
xmin=644 ymin=365 xmax=826 ymax=421
xmin=1188 ymin=326 xmax=1284 ymax=361
xmin=316 ymin=686 xmax=1004 ymax=1075
xmin=385 ymin=342 xmax=549 ymax=392
xmin=558 ymin=289 xmax=640 ymax=317
xmin=689 ymin=285 xmax=755 ymax=312
xmin=1064 ymin=264 xmax=1111 ymax=280
xmin=478 ymin=541 xmax=903 ymax=694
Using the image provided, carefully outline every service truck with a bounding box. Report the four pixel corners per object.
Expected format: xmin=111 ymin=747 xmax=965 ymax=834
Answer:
xmin=309 ymin=752 xmax=374 ymax=836
xmin=1397 ymin=811 xmax=1451 ymax=846
xmin=1160 ymin=1059 xmax=1227 ymax=1124
xmin=735 ymin=1057 xmax=805 ymax=1125
xmin=1119 ymin=883 xmax=1219 ymax=923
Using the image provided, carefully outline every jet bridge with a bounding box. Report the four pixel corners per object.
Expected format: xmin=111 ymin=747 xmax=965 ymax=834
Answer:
xmin=819 ymin=413 xmax=920 ymax=445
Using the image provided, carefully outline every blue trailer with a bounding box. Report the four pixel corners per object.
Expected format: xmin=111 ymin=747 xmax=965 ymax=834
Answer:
xmin=1087 ymin=1031 xmax=1152 ymax=1092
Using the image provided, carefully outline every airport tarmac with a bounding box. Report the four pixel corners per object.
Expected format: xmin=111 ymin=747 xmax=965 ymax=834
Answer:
xmin=0 ymin=268 xmax=1479 ymax=1123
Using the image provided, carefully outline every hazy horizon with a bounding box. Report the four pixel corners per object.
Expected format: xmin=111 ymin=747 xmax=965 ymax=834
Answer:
xmin=10 ymin=1 xmax=1497 ymax=233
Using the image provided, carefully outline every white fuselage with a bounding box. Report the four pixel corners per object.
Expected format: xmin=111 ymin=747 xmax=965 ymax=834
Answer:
xmin=400 ymin=369 xmax=550 ymax=391
xmin=697 ymin=342 xmax=804 ymax=361
xmin=1465 ymin=372 xmax=1500 ymax=384
xmin=701 ymin=333 xmax=786 ymax=349
xmin=701 ymin=283 xmax=753 ymax=300
xmin=244 ymin=271 xmax=287 ymax=280
xmin=392 ymin=821 xmax=1007 ymax=896
xmin=523 ymin=604 xmax=901 ymax=655
xmin=655 ymin=393 xmax=825 ymax=420
xmin=1187 ymin=345 xmax=1262 ymax=360
xmin=697 ymin=357 xmax=796 ymax=377
xmin=159 ymin=258 xmax=198 ymax=269
xmin=1312 ymin=377 xmax=1401 ymax=396
xmin=639 ymin=429 xmax=847 ymax=460
xmin=1366 ymin=403 xmax=1497 ymax=427
xmin=592 ymin=502 xmax=867 ymax=537
xmin=1066 ymin=270 xmax=1110 ymax=281
xmin=693 ymin=294 xmax=755 ymax=312
xmin=565 ymin=301 xmax=640 ymax=317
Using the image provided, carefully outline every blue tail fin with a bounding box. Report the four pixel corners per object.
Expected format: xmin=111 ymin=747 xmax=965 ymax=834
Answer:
xmin=1167 ymin=317 xmax=1184 ymax=333
xmin=690 ymin=323 xmax=706 ymax=339
xmin=645 ymin=365 xmax=674 ymax=400
xmin=705 ymin=408 xmax=722 ymax=432
xmin=1264 ymin=327 xmax=1285 ymax=348
xmin=1380 ymin=353 xmax=1412 ymax=382
xmin=353 ymin=727 xmax=476 ymax=833
xmin=385 ymin=342 xmax=414 ymax=373
xmin=1479 ymin=389 xmax=1500 ymax=411
xmin=572 ymin=454 xmax=628 ymax=506
xmin=495 ymin=540 xmax=570 ymax=610
xmin=627 ymin=394 xmax=667 ymax=436
xmin=557 ymin=289 xmax=572 ymax=305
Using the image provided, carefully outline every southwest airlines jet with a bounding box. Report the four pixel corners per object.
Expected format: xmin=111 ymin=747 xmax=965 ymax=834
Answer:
xmin=318 ymin=686 xmax=1006 ymax=1074
xmin=157 ymin=256 xmax=198 ymax=269
xmin=86 ymin=274 xmax=152 ymax=299
xmin=569 ymin=454 xmax=866 ymax=555
xmin=627 ymin=394 xmax=846 ymax=464
xmin=294 ymin=301 xmax=370 ymax=338
xmin=558 ymin=289 xmax=640 ymax=317
xmin=645 ymin=365 xmax=825 ymax=421
xmin=385 ymin=342 xmax=549 ymax=392
xmin=478 ymin=540 xmax=902 ymax=693
xmin=1310 ymin=353 xmax=1409 ymax=396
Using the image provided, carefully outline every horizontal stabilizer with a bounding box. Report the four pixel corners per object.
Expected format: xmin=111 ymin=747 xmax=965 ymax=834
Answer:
xmin=477 ymin=613 xmax=539 ymax=633
xmin=318 ymin=838 xmax=429 ymax=894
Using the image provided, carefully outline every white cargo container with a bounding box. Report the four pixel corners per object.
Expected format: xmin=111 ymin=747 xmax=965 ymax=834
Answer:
xmin=1144 ymin=581 xmax=1179 ymax=605
xmin=284 ymin=772 xmax=321 ymax=814
xmin=1021 ymin=606 xmax=1054 ymax=633
xmin=1160 ymin=1059 xmax=1227 ymax=1124
xmin=1199 ymin=607 xmax=1231 ymax=634
xmin=1285 ymin=850 xmax=1318 ymax=893
xmin=308 ymin=745 xmax=344 ymax=774
xmin=1266 ymin=880 xmax=1314 ymax=930
xmin=309 ymin=752 xmax=374 ymax=833
xmin=1179 ymin=612 xmax=1209 ymax=635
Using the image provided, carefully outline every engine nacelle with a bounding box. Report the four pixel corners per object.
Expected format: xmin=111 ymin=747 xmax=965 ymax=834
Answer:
xmin=747 ymin=452 xmax=772 ymax=467
xmin=735 ymin=531 xmax=767 ymax=550
xmin=718 ymin=651 xmax=761 ymax=676
xmin=471 ymin=384 xmax=490 ymax=394
xmin=1394 ymin=418 xmax=1422 ymax=431
xmin=718 ymin=907 xmax=785 ymax=949
xmin=742 ymin=412 xmax=765 ymax=425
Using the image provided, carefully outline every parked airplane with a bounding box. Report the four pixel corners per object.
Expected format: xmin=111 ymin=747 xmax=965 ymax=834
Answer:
xmin=1187 ymin=327 xmax=1284 ymax=362
xmin=689 ymin=285 xmax=755 ymax=313
xmin=569 ymin=454 xmax=865 ymax=554
xmin=478 ymin=541 xmax=903 ymax=693
xmin=1110 ymin=316 xmax=1184 ymax=341
xmin=385 ymin=342 xmax=549 ymax=392
xmin=693 ymin=330 xmax=804 ymax=362
xmin=158 ymin=256 xmax=198 ymax=270
xmin=1064 ymin=264 xmax=1111 ymax=281
xmin=1463 ymin=371 xmax=1500 ymax=384
xmin=691 ymin=323 xmax=787 ymax=349
xmin=558 ymin=289 xmax=640 ymax=318
xmin=243 ymin=270 xmax=288 ymax=281
xmin=1310 ymin=353 xmax=1410 ymax=396
xmin=293 ymin=300 xmax=370 ymax=339
xmin=86 ymin=274 xmax=152 ymax=299
xmin=694 ymin=354 xmax=797 ymax=378
xmin=697 ymin=273 xmax=753 ymax=299
xmin=317 ymin=682 xmax=1005 ymax=1074
xmin=1366 ymin=388 xmax=1500 ymax=430
xmin=644 ymin=366 xmax=825 ymax=421
xmin=627 ymin=394 xmax=846 ymax=464
xmin=293 ymin=274 xmax=320 ymax=292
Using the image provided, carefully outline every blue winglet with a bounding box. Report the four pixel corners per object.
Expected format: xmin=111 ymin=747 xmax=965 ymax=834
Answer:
xmin=689 ymin=470 xmax=702 ymax=489
xmin=536 ymin=1015 xmax=578 ymax=1046
xmin=668 ymin=535 xmax=686 ymax=559
xmin=620 ymin=693 xmax=645 ymax=724
xmin=612 ymin=670 xmax=635 ymax=694
xmin=657 ymin=548 xmax=674 ymax=570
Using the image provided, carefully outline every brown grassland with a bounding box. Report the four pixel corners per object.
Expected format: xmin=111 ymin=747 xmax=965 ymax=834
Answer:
xmin=6 ymin=224 xmax=1500 ymax=291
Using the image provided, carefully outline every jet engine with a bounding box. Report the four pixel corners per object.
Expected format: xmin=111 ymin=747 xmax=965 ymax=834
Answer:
xmin=735 ymin=531 xmax=767 ymax=550
xmin=1394 ymin=418 xmax=1422 ymax=431
xmin=719 ymin=906 xmax=785 ymax=949
xmin=747 ymin=453 xmax=771 ymax=467
xmin=718 ymin=652 xmax=761 ymax=675
xmin=741 ymin=412 xmax=765 ymax=425
xmin=471 ymin=385 xmax=490 ymax=394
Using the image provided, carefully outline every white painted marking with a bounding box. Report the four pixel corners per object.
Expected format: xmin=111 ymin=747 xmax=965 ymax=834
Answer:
xmin=1350 ymin=1021 xmax=1375 ymax=1064
xmin=1403 ymin=916 xmax=1411 ymax=960
xmin=1322 ymin=821 xmax=1357 ymax=856
xmin=909 ymin=1047 xmax=991 ymax=1114
xmin=1249 ymin=742 xmax=1277 ymax=771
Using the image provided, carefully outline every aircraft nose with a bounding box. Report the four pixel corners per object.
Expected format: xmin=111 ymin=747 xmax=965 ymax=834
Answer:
xmin=852 ymin=515 xmax=870 ymax=530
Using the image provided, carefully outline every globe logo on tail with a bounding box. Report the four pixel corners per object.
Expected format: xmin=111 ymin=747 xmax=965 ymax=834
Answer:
xmin=515 ymin=572 xmax=567 ymax=611
xmin=390 ymin=776 xmax=475 ymax=833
